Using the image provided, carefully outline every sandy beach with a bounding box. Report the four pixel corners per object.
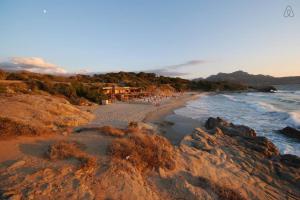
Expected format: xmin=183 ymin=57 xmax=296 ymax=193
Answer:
xmin=85 ymin=92 xmax=201 ymax=128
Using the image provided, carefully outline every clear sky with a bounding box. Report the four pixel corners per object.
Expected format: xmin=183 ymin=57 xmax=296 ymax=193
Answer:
xmin=0 ymin=0 xmax=299 ymax=78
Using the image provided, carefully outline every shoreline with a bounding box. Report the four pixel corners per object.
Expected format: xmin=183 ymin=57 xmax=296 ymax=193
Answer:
xmin=143 ymin=92 xmax=203 ymax=123
xmin=82 ymin=92 xmax=203 ymax=129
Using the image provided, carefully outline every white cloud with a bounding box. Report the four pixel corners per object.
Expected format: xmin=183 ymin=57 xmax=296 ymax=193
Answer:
xmin=0 ymin=57 xmax=67 ymax=74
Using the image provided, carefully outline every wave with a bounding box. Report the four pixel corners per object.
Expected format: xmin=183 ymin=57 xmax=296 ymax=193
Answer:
xmin=285 ymin=112 xmax=300 ymax=128
xmin=256 ymin=102 xmax=282 ymax=112
xmin=221 ymin=95 xmax=300 ymax=128
xmin=294 ymin=91 xmax=300 ymax=95
xmin=221 ymin=94 xmax=239 ymax=102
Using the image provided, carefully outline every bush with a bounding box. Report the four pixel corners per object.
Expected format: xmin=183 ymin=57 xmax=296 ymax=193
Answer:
xmin=47 ymin=141 xmax=96 ymax=171
xmin=0 ymin=117 xmax=52 ymax=138
xmin=99 ymin=126 xmax=126 ymax=137
xmin=6 ymin=72 xmax=29 ymax=80
xmin=75 ymin=126 xmax=126 ymax=137
xmin=108 ymin=130 xmax=175 ymax=172
xmin=52 ymin=83 xmax=76 ymax=98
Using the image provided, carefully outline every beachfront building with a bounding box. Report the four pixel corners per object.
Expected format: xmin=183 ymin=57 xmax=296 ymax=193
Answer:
xmin=101 ymin=85 xmax=146 ymax=101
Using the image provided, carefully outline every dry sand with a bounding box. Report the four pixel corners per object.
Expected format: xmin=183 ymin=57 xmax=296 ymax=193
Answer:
xmin=84 ymin=92 xmax=200 ymax=128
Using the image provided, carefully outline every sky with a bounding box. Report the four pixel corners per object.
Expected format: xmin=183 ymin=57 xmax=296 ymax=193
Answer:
xmin=0 ymin=0 xmax=299 ymax=79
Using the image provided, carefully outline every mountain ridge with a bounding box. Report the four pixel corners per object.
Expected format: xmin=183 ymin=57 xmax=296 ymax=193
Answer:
xmin=202 ymin=70 xmax=300 ymax=86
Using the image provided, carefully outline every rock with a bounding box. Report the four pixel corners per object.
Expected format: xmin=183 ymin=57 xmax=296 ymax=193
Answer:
xmin=279 ymin=126 xmax=300 ymax=140
xmin=240 ymin=136 xmax=279 ymax=157
xmin=205 ymin=117 xmax=230 ymax=130
xmin=280 ymin=154 xmax=300 ymax=168
xmin=213 ymin=127 xmax=224 ymax=136
xmin=253 ymin=86 xmax=277 ymax=93
xmin=205 ymin=117 xmax=256 ymax=137
xmin=7 ymin=160 xmax=26 ymax=171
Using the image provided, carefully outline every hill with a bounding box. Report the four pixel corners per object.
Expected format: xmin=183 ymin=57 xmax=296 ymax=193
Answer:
xmin=205 ymin=70 xmax=300 ymax=86
xmin=0 ymin=69 xmax=249 ymax=105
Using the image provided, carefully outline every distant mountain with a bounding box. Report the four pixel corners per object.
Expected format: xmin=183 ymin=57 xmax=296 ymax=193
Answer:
xmin=203 ymin=70 xmax=300 ymax=86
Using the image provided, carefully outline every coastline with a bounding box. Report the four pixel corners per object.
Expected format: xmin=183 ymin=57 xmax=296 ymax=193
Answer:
xmin=1 ymin=92 xmax=300 ymax=199
xmin=83 ymin=92 xmax=203 ymax=129
xmin=143 ymin=92 xmax=203 ymax=123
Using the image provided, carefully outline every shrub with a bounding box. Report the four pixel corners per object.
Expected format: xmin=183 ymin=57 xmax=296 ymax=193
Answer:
xmin=99 ymin=126 xmax=126 ymax=137
xmin=52 ymin=83 xmax=76 ymax=98
xmin=75 ymin=126 xmax=126 ymax=137
xmin=0 ymin=117 xmax=52 ymax=138
xmin=47 ymin=141 xmax=96 ymax=171
xmin=108 ymin=130 xmax=175 ymax=172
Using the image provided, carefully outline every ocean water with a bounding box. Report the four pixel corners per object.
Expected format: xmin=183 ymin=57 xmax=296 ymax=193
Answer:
xmin=175 ymin=85 xmax=300 ymax=156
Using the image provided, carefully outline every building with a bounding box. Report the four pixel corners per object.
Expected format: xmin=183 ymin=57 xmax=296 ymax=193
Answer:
xmin=101 ymin=86 xmax=146 ymax=101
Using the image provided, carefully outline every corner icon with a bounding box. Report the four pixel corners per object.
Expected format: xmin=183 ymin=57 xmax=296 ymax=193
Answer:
xmin=284 ymin=5 xmax=295 ymax=17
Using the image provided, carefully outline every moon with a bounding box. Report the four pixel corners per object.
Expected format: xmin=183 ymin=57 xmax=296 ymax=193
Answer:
xmin=43 ymin=9 xmax=47 ymax=14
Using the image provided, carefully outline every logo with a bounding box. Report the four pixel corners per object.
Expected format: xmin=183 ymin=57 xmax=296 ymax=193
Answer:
xmin=284 ymin=5 xmax=295 ymax=17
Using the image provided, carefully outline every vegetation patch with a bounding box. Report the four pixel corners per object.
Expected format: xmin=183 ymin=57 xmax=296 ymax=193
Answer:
xmin=99 ymin=126 xmax=127 ymax=137
xmin=108 ymin=130 xmax=175 ymax=172
xmin=75 ymin=126 xmax=127 ymax=137
xmin=47 ymin=140 xmax=96 ymax=170
xmin=0 ymin=117 xmax=52 ymax=138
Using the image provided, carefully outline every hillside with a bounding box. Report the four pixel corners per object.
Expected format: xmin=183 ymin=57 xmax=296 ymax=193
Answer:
xmin=0 ymin=70 xmax=249 ymax=105
xmin=205 ymin=70 xmax=300 ymax=86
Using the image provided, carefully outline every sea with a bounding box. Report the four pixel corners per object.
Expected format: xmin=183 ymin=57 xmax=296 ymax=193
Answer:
xmin=174 ymin=84 xmax=300 ymax=156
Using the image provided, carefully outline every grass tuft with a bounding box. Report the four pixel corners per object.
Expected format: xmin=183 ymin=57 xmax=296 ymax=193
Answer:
xmin=47 ymin=141 xmax=96 ymax=171
xmin=108 ymin=130 xmax=175 ymax=172
xmin=0 ymin=117 xmax=52 ymax=139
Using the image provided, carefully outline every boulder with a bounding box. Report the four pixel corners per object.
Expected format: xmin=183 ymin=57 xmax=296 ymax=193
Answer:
xmin=205 ymin=117 xmax=256 ymax=137
xmin=205 ymin=117 xmax=230 ymax=130
xmin=279 ymin=126 xmax=300 ymax=140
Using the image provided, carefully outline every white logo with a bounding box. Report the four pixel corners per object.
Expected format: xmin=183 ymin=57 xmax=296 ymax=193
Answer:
xmin=284 ymin=5 xmax=295 ymax=17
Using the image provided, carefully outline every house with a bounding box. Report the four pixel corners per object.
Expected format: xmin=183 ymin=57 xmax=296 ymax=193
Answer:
xmin=101 ymin=85 xmax=146 ymax=101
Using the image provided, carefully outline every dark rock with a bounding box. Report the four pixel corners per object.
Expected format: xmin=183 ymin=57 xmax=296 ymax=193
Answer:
xmin=241 ymin=136 xmax=280 ymax=157
xmin=280 ymin=154 xmax=300 ymax=168
xmin=252 ymin=86 xmax=277 ymax=93
xmin=205 ymin=117 xmax=256 ymax=137
xmin=205 ymin=117 xmax=230 ymax=130
xmin=279 ymin=126 xmax=300 ymax=140
xmin=205 ymin=117 xmax=280 ymax=157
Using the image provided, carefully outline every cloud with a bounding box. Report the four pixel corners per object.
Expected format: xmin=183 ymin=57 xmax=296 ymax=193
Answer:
xmin=166 ymin=60 xmax=208 ymax=69
xmin=146 ymin=69 xmax=190 ymax=77
xmin=0 ymin=57 xmax=67 ymax=74
xmin=147 ymin=59 xmax=208 ymax=77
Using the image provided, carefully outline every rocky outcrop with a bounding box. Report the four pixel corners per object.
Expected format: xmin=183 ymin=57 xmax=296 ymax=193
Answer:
xmin=205 ymin=117 xmax=256 ymax=137
xmin=239 ymin=136 xmax=280 ymax=157
xmin=180 ymin=121 xmax=300 ymax=199
xmin=279 ymin=126 xmax=300 ymax=140
xmin=205 ymin=117 xmax=280 ymax=157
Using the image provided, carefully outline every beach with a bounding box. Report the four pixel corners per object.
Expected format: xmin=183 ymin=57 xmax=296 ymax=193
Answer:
xmin=84 ymin=92 xmax=201 ymax=128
